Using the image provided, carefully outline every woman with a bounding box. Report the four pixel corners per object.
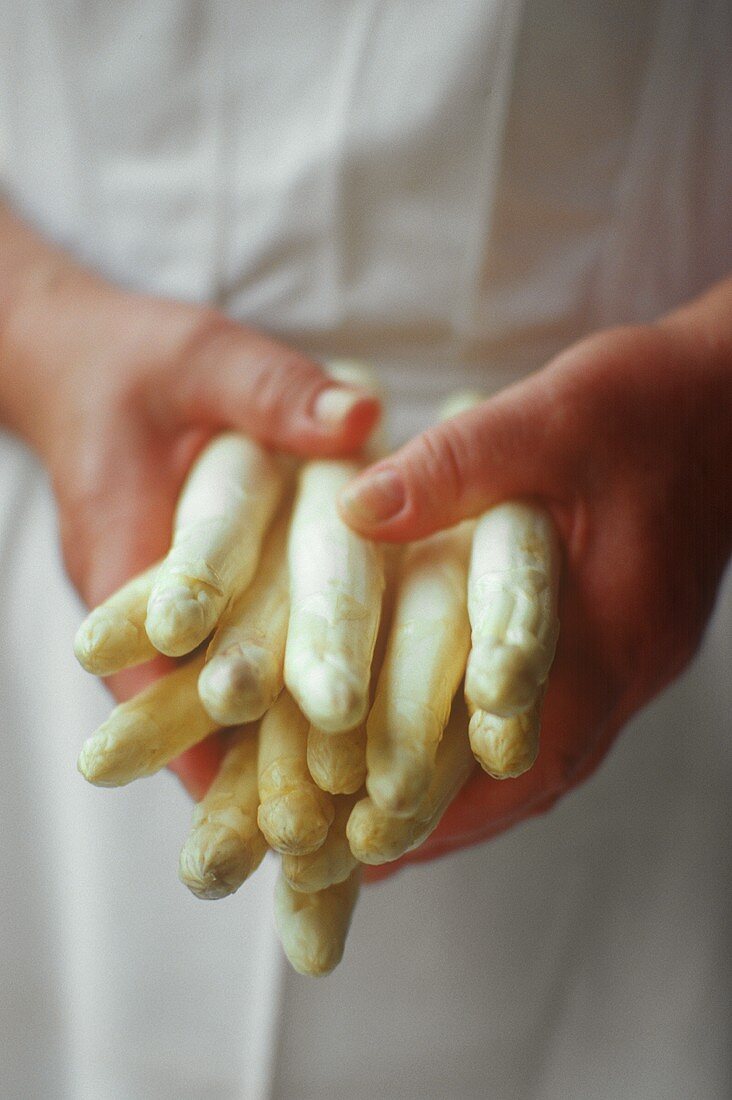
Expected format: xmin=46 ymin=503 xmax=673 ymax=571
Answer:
xmin=1 ymin=1 xmax=730 ymax=1096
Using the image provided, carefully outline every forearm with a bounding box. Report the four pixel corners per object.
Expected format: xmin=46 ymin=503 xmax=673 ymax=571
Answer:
xmin=0 ymin=203 xmax=73 ymax=437
xmin=0 ymin=201 xmax=119 ymax=455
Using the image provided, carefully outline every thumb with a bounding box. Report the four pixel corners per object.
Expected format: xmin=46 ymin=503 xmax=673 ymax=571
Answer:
xmin=172 ymin=318 xmax=381 ymax=457
xmin=338 ymin=376 xmax=566 ymax=541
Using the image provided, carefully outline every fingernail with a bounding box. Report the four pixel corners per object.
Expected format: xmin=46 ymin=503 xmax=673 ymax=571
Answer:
xmin=313 ymin=385 xmax=372 ymax=428
xmin=340 ymin=468 xmax=406 ymax=526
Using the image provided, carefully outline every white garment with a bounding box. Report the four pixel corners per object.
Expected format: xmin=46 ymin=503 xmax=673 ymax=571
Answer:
xmin=0 ymin=2 xmax=730 ymax=1097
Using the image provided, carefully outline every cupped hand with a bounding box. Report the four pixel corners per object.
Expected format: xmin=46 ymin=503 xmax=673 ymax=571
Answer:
xmin=340 ymin=291 xmax=732 ymax=877
xmin=3 ymin=247 xmax=379 ymax=796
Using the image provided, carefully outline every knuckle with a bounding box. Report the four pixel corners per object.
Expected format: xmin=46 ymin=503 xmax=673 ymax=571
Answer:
xmin=175 ymin=308 xmax=324 ymax=439
xmin=252 ymin=352 xmax=321 ymax=430
xmin=415 ymin=424 xmax=466 ymax=501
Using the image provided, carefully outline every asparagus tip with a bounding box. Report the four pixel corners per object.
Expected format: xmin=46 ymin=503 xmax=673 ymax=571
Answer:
xmin=466 ymin=641 xmax=545 ymax=717
xmin=258 ymin=787 xmax=334 ymax=855
xmin=295 ymin=660 xmax=367 ymax=735
xmin=146 ymin=585 xmax=217 ymax=657
xmin=468 ymin=707 xmax=540 ymax=779
xmin=366 ymin=747 xmax=433 ymax=819
xmin=179 ymin=823 xmax=256 ymax=899
xmin=198 ymin=648 xmax=277 ymax=725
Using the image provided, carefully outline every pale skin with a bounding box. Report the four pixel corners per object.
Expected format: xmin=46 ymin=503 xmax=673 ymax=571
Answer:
xmin=1 ymin=201 xmax=730 ymax=876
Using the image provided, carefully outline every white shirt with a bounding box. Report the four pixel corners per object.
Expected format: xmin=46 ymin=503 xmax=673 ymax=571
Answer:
xmin=1 ymin=2 xmax=730 ymax=1096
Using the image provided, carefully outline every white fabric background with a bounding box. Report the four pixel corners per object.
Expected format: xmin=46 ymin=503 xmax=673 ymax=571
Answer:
xmin=0 ymin=1 xmax=730 ymax=1097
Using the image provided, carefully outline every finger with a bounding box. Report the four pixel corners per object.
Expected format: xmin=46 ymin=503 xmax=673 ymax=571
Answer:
xmin=146 ymin=434 xmax=286 ymax=657
xmin=257 ymin=691 xmax=335 ymax=854
xmin=167 ymin=734 xmax=229 ymax=801
xmin=465 ymin=502 xmax=561 ymax=718
xmin=273 ymin=866 xmax=361 ymax=977
xmin=198 ymin=508 xmax=290 ymax=724
xmin=174 ymin=320 xmax=381 ymax=456
xmin=284 ymin=459 xmax=385 ymax=733
xmin=338 ymin=376 xmax=565 ymax=541
xmin=178 ymin=727 xmax=267 ymax=899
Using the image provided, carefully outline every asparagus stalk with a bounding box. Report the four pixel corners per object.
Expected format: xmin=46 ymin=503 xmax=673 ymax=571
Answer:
xmin=257 ymin=691 xmax=335 ymax=854
xmin=74 ymin=561 xmax=160 ymax=675
xmin=146 ymin=433 xmax=286 ymax=657
xmin=77 ymin=652 xmax=219 ymax=786
xmin=347 ymin=700 xmax=475 ymax=865
xmin=465 ymin=502 xmax=559 ymax=777
xmin=326 ymin=359 xmax=386 ymax=460
xmin=178 ymin=727 xmax=267 ymax=899
xmin=365 ymin=522 xmax=472 ymax=817
xmin=305 ymin=544 xmax=397 ymax=796
xmin=198 ymin=509 xmax=290 ymax=725
xmin=466 ymin=502 xmax=560 ymax=716
xmin=274 ymin=867 xmax=361 ymax=977
xmin=281 ymin=793 xmax=360 ymax=894
xmin=307 ymin=722 xmax=367 ymax=795
xmin=284 ymin=459 xmax=384 ymax=734
xmin=468 ymin=693 xmax=543 ymax=779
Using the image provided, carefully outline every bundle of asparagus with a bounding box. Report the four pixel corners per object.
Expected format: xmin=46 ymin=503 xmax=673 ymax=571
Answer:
xmin=74 ymin=369 xmax=560 ymax=976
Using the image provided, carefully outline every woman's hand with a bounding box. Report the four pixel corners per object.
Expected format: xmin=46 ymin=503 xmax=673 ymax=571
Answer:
xmin=340 ymin=281 xmax=732 ymax=876
xmin=0 ymin=204 xmax=379 ymax=796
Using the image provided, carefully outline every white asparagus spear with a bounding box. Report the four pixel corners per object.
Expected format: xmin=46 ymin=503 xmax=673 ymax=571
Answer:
xmin=146 ymin=433 xmax=286 ymax=657
xmin=274 ymin=867 xmax=361 ymax=977
xmin=178 ymin=727 xmax=267 ymax=899
xmin=307 ymin=722 xmax=367 ymax=795
xmin=326 ymin=359 xmax=385 ymax=460
xmin=360 ymin=393 xmax=474 ymax=815
xmin=284 ymin=460 xmax=384 ymax=734
xmin=468 ymin=692 xmax=543 ymax=779
xmin=347 ymin=701 xmax=475 ymax=865
xmin=326 ymin=359 xmax=382 ymax=398
xmin=365 ymin=522 xmax=472 ymax=817
xmin=465 ymin=502 xmax=560 ymax=719
xmin=281 ymin=793 xmax=360 ymax=893
xmin=74 ymin=562 xmax=160 ymax=675
xmin=437 ymin=390 xmax=486 ymax=421
xmin=77 ymin=653 xmax=219 ymax=787
xmin=257 ymin=691 xmax=335 ymax=854
xmin=304 ymin=543 xmax=398 ymax=796
xmin=198 ymin=509 xmax=290 ymax=725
